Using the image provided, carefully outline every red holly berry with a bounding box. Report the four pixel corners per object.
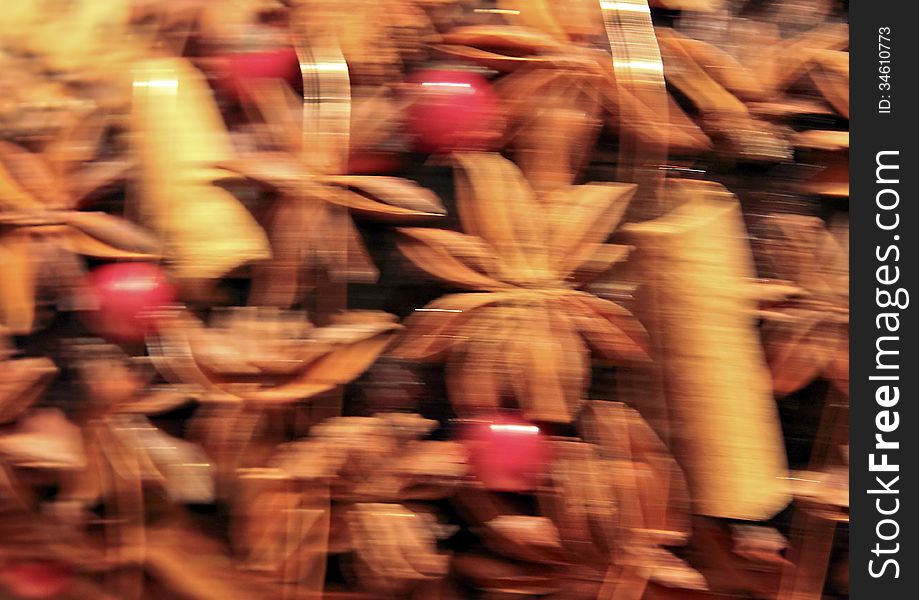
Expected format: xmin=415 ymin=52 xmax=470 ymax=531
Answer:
xmin=462 ymin=415 xmax=551 ymax=493
xmin=404 ymin=69 xmax=504 ymax=154
xmin=82 ymin=262 xmax=176 ymax=344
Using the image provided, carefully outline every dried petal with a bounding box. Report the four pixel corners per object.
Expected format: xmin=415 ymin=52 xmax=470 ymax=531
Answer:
xmin=0 ymin=230 xmax=37 ymax=334
xmin=0 ymin=357 xmax=58 ymax=424
xmin=391 ymin=293 xmax=511 ymax=361
xmin=323 ymin=175 xmax=446 ymax=219
xmin=397 ymin=228 xmax=509 ymax=291
xmin=544 ymin=183 xmax=636 ymax=278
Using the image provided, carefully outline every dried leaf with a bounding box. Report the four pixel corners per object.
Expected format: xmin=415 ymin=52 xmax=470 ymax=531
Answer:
xmin=497 ymin=0 xmax=568 ymax=41
xmin=565 ymin=294 xmax=651 ymax=363
xmin=482 ymin=515 xmax=568 ymax=565
xmin=0 ymin=357 xmax=58 ymax=424
xmin=452 ymin=553 xmax=558 ymax=596
xmin=0 ymin=230 xmax=37 ymax=334
xmin=349 ymin=502 xmax=448 ymax=593
xmin=544 ymin=183 xmax=636 ymax=278
xmin=662 ymin=29 xmax=766 ymax=101
xmin=437 ymin=26 xmax=564 ymax=57
xmin=390 ymin=293 xmax=511 ymax=361
xmin=446 ymin=309 xmax=514 ymax=418
xmin=397 ymin=228 xmax=509 ymax=290
xmin=0 ymin=141 xmax=70 ymax=208
xmin=324 ymin=175 xmax=446 ymax=219
xmin=762 ymin=313 xmax=836 ymax=396
xmin=60 ymin=211 xmax=161 ymax=258
xmin=509 ymin=304 xmax=585 ymax=424
xmin=453 ymin=153 xmax=550 ymax=281
xmin=433 ymin=44 xmax=550 ymax=72
xmin=0 ymin=409 xmax=85 ymax=470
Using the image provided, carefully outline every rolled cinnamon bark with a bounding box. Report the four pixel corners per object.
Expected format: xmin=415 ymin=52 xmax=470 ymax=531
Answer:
xmin=131 ymin=57 xmax=270 ymax=281
xmin=624 ymin=180 xmax=789 ymax=521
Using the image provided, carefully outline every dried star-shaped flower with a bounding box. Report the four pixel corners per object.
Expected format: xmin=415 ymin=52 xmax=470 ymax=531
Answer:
xmin=58 ymin=344 xmax=214 ymax=509
xmin=150 ymin=307 xmax=401 ymax=405
xmin=147 ymin=307 xmax=400 ymax=489
xmin=757 ymin=214 xmax=848 ymax=396
xmin=0 ymin=343 xmax=209 ymax=578
xmin=235 ymin=413 xmax=463 ymax=592
xmin=219 ymin=78 xmax=445 ymax=306
xmin=392 ymin=153 xmax=649 ymax=424
xmin=435 ymin=26 xmax=711 ymax=194
xmin=0 ymin=144 xmax=160 ymax=334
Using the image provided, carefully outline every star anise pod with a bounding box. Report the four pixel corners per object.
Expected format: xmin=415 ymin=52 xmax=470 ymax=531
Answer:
xmin=695 ymin=16 xmax=849 ymax=124
xmin=0 ymin=145 xmax=160 ymax=334
xmin=0 ymin=408 xmax=100 ymax=570
xmin=434 ymin=25 xmax=711 ymax=194
xmin=654 ymin=27 xmax=795 ymax=163
xmin=147 ymin=307 xmax=400 ymax=489
xmin=58 ymin=343 xmax=212 ymax=506
xmin=757 ymin=214 xmax=848 ymax=396
xmin=391 ymin=153 xmax=649 ymax=424
xmin=0 ymin=343 xmax=204 ymax=583
xmin=150 ymin=307 xmax=401 ymax=405
xmin=234 ymin=413 xmax=463 ymax=593
xmin=219 ymin=78 xmax=445 ymax=306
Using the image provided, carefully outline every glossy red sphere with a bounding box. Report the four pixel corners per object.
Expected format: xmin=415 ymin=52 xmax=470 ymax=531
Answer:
xmin=462 ymin=415 xmax=551 ymax=493
xmin=0 ymin=561 xmax=72 ymax=599
xmin=82 ymin=263 xmax=176 ymax=344
xmin=404 ymin=69 xmax=503 ymax=154
xmin=213 ymin=47 xmax=300 ymax=101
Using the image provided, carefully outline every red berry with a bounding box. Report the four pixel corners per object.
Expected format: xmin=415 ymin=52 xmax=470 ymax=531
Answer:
xmin=213 ymin=47 xmax=300 ymax=101
xmin=82 ymin=262 xmax=176 ymax=344
xmin=404 ymin=69 xmax=504 ymax=154
xmin=0 ymin=561 xmax=72 ymax=599
xmin=462 ymin=415 xmax=551 ymax=493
